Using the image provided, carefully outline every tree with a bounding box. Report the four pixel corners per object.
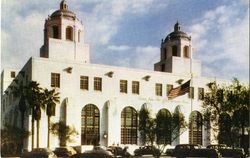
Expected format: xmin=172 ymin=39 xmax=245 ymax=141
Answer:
xmin=13 ymin=82 xmax=28 ymax=152
xmin=13 ymin=82 xmax=27 ymax=129
xmin=1 ymin=124 xmax=29 ymax=156
xmin=202 ymin=78 xmax=249 ymax=147
xmin=155 ymin=109 xmax=172 ymax=145
xmin=25 ymin=81 xmax=44 ymax=149
xmin=139 ymin=106 xmax=187 ymax=156
xmin=51 ymin=121 xmax=78 ymax=147
xmin=202 ymin=81 xmax=225 ymax=143
xmin=218 ymin=113 xmax=232 ymax=146
xmin=43 ymin=88 xmax=60 ymax=148
xmin=138 ymin=106 xmax=156 ymax=146
xmin=171 ymin=106 xmax=187 ymax=142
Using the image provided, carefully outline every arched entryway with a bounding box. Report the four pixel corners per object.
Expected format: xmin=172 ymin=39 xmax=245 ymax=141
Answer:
xmin=81 ymin=104 xmax=100 ymax=145
xmin=156 ymin=109 xmax=172 ymax=144
xmin=121 ymin=106 xmax=138 ymax=144
xmin=189 ymin=111 xmax=203 ymax=145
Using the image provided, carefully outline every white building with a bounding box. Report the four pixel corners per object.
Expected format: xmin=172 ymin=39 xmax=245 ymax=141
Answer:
xmin=1 ymin=0 xmax=228 ymax=151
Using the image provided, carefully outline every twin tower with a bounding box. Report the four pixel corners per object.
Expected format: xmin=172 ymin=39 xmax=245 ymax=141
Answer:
xmin=40 ymin=0 xmax=201 ymax=77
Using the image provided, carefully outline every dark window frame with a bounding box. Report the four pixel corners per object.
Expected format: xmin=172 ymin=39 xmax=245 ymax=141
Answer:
xmin=189 ymin=87 xmax=194 ymax=99
xmin=121 ymin=107 xmax=138 ymax=144
xmin=10 ymin=71 xmax=16 ymax=78
xmin=66 ymin=26 xmax=73 ymax=41
xmin=52 ymin=25 xmax=59 ymax=39
xmin=132 ymin=81 xmax=139 ymax=94
xmin=80 ymin=76 xmax=89 ymax=90
xmin=51 ymin=73 xmax=60 ymax=88
xmin=94 ymin=77 xmax=102 ymax=91
xmin=189 ymin=111 xmax=203 ymax=145
xmin=81 ymin=104 xmax=100 ymax=145
xmin=120 ymin=80 xmax=128 ymax=93
xmin=155 ymin=83 xmax=163 ymax=96
xmin=198 ymin=87 xmax=204 ymax=100
xmin=172 ymin=45 xmax=178 ymax=56
xmin=166 ymin=84 xmax=173 ymax=96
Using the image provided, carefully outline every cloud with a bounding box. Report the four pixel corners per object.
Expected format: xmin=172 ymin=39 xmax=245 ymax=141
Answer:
xmin=106 ymin=45 xmax=159 ymax=70
xmin=134 ymin=46 xmax=159 ymax=69
xmin=2 ymin=11 xmax=45 ymax=69
xmin=82 ymin=0 xmax=168 ymax=45
xmin=188 ymin=2 xmax=249 ymax=81
xmin=108 ymin=45 xmax=131 ymax=51
xmin=1 ymin=0 xmax=55 ymax=69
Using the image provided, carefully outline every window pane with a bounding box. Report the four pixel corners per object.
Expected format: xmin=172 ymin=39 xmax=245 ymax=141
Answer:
xmin=94 ymin=77 xmax=102 ymax=91
xmin=120 ymin=80 xmax=127 ymax=93
xmin=132 ymin=81 xmax=139 ymax=94
xmin=80 ymin=76 xmax=88 ymax=90
xmin=52 ymin=26 xmax=59 ymax=39
xmin=198 ymin=88 xmax=204 ymax=100
xmin=189 ymin=112 xmax=202 ymax=145
xmin=51 ymin=73 xmax=60 ymax=88
xmin=11 ymin=71 xmax=16 ymax=78
xmin=81 ymin=104 xmax=100 ymax=145
xmin=189 ymin=87 xmax=194 ymax=99
xmin=66 ymin=26 xmax=73 ymax=41
xmin=172 ymin=45 xmax=178 ymax=56
xmin=121 ymin=107 xmax=138 ymax=144
xmin=155 ymin=83 xmax=162 ymax=96
xmin=166 ymin=84 xmax=173 ymax=96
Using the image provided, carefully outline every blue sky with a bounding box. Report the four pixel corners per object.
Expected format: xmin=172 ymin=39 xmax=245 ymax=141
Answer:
xmin=1 ymin=0 xmax=249 ymax=82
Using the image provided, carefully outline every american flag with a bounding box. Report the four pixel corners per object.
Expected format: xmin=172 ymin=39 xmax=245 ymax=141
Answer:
xmin=168 ymin=80 xmax=191 ymax=99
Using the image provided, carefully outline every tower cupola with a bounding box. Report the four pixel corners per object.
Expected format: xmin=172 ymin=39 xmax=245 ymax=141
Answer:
xmin=154 ymin=22 xmax=201 ymax=77
xmin=51 ymin=0 xmax=76 ymax=20
xmin=40 ymin=0 xmax=90 ymax=63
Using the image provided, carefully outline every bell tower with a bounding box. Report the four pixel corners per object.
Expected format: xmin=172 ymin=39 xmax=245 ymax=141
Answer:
xmin=40 ymin=0 xmax=90 ymax=63
xmin=154 ymin=22 xmax=201 ymax=77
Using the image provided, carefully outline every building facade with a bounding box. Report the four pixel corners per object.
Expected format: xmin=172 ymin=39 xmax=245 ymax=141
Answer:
xmin=1 ymin=0 xmax=228 ymax=151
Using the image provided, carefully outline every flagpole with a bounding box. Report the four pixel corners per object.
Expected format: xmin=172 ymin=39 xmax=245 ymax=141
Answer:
xmin=190 ymin=45 xmax=193 ymax=144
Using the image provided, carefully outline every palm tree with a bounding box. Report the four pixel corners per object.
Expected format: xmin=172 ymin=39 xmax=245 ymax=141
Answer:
xmin=13 ymin=81 xmax=29 ymax=129
xmin=25 ymin=81 xmax=44 ymax=149
xmin=13 ymin=82 xmax=28 ymax=152
xmin=51 ymin=121 xmax=78 ymax=147
xmin=43 ymin=88 xmax=60 ymax=148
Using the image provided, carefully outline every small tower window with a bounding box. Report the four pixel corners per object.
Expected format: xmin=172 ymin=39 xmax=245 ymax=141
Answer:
xmin=66 ymin=26 xmax=73 ymax=41
xmin=172 ymin=45 xmax=178 ymax=56
xmin=10 ymin=71 xmax=16 ymax=78
xmin=78 ymin=30 xmax=81 ymax=42
xmin=52 ymin=26 xmax=59 ymax=39
xmin=184 ymin=46 xmax=190 ymax=58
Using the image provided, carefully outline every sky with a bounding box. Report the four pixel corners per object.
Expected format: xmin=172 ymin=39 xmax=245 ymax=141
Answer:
xmin=1 ymin=0 xmax=249 ymax=82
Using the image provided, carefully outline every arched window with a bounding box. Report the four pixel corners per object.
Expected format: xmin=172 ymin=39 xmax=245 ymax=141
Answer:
xmin=218 ymin=113 xmax=231 ymax=145
xmin=52 ymin=26 xmax=59 ymax=39
xmin=184 ymin=46 xmax=189 ymax=58
xmin=156 ymin=109 xmax=172 ymax=144
xmin=121 ymin=107 xmax=138 ymax=144
xmin=189 ymin=111 xmax=202 ymax=145
xmin=78 ymin=30 xmax=81 ymax=42
xmin=66 ymin=26 xmax=73 ymax=41
xmin=172 ymin=45 xmax=178 ymax=56
xmin=81 ymin=104 xmax=100 ymax=145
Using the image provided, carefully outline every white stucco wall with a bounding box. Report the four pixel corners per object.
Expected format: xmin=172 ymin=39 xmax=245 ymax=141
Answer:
xmin=14 ymin=56 xmax=218 ymax=149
